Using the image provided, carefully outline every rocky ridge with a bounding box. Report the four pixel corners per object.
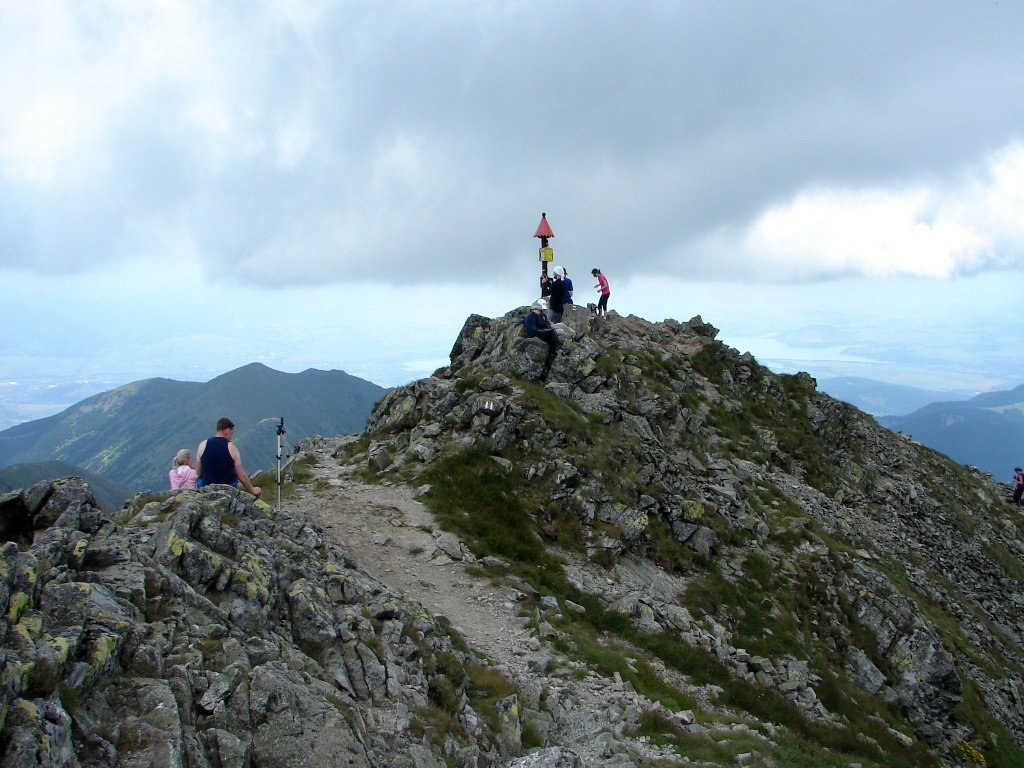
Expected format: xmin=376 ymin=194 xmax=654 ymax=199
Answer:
xmin=0 ymin=305 xmax=1022 ymax=767
xmin=353 ymin=305 xmax=1024 ymax=765
xmin=0 ymin=477 xmax=508 ymax=767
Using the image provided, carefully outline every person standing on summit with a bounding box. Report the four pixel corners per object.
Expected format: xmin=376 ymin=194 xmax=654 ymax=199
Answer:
xmin=196 ymin=417 xmax=263 ymax=497
xmin=556 ymin=266 xmax=574 ymax=307
xmin=591 ymin=268 xmax=610 ymax=316
xmin=548 ymin=266 xmax=573 ymax=323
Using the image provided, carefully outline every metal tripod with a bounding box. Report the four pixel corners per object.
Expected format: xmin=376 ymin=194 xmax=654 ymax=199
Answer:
xmin=275 ymin=417 xmax=286 ymax=511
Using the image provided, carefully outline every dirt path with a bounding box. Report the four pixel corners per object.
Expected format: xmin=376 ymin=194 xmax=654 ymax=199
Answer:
xmin=287 ymin=438 xmax=542 ymax=678
xmin=284 ymin=437 xmax=708 ymax=766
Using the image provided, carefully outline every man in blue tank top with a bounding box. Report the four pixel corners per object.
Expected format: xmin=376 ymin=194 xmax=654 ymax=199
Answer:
xmin=196 ymin=417 xmax=263 ymax=498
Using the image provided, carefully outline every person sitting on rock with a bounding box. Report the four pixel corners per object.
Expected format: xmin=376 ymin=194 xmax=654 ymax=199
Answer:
xmin=524 ymin=298 xmax=582 ymax=351
xmin=169 ymin=448 xmax=197 ymax=490
xmin=196 ymin=417 xmax=263 ymax=497
xmin=523 ymin=299 xmax=562 ymax=353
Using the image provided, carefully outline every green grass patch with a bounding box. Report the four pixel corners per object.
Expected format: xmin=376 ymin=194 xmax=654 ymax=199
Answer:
xmin=424 ymin=650 xmax=467 ymax=714
xmin=454 ymin=374 xmax=485 ymax=395
xmin=340 ymin=434 xmax=372 ymax=461
xmin=955 ymin=674 xmax=1024 ymax=768
xmin=465 ymin=662 xmax=518 ymax=735
xmin=682 ymin=559 xmax=804 ymax=659
xmin=637 ymin=711 xmax=764 ymax=765
xmin=879 ymin=558 xmax=1010 ymax=675
xmin=643 ymin=516 xmax=704 ymax=574
xmin=420 ymin=445 xmax=549 ymax=567
xmin=548 ymin=619 xmax=697 ymax=714
xmin=58 ymin=683 xmax=80 ymax=713
xmin=690 ymin=354 xmax=850 ymax=496
xmin=983 ymin=540 xmax=1024 ymax=583
xmin=409 ymin=704 xmax=456 ymax=750
xmin=253 ymin=454 xmax=317 ymax=500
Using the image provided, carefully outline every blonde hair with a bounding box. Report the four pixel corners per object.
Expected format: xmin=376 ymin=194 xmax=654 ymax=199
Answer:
xmin=172 ymin=449 xmax=191 ymax=468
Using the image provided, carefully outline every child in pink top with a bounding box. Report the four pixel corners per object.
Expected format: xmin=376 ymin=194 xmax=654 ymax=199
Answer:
xmin=169 ymin=449 xmax=198 ymax=489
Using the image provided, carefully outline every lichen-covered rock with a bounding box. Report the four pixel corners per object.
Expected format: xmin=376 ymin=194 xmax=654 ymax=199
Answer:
xmin=350 ymin=306 xmax=1024 ymax=760
xmin=6 ymin=305 xmax=1024 ymax=766
xmin=0 ymin=479 xmax=514 ymax=767
xmin=508 ymin=746 xmax=584 ymax=766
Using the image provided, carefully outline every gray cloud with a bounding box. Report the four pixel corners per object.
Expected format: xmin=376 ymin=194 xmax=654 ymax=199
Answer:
xmin=2 ymin=1 xmax=1023 ymax=286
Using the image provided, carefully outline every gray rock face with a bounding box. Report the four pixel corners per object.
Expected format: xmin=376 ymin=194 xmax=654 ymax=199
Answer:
xmin=0 ymin=481 xmax=515 ymax=767
xmin=5 ymin=307 xmax=1024 ymax=767
xmin=508 ymin=746 xmax=584 ymax=767
xmin=357 ymin=306 xmax=1024 ymax=760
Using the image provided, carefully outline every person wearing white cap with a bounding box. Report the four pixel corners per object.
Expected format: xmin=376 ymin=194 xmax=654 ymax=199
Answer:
xmin=523 ymin=299 xmax=561 ymax=354
xmin=548 ymin=266 xmax=574 ymax=322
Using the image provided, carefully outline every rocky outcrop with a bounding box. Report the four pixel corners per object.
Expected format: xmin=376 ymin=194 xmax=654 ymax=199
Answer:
xmin=0 ymin=478 xmax=519 ymax=767
xmin=356 ymin=306 xmax=1024 ymax=763
xmin=3 ymin=305 xmax=1023 ymax=767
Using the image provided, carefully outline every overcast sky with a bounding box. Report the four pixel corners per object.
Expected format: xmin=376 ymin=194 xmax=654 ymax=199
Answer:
xmin=2 ymin=1 xmax=1023 ymax=414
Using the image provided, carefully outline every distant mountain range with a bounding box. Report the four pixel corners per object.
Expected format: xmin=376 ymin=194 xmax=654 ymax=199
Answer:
xmin=880 ymin=383 xmax=1024 ymax=479
xmin=816 ymin=376 xmax=972 ymax=417
xmin=0 ymin=376 xmax=133 ymax=432
xmin=3 ymin=362 xmax=1019 ymax=501
xmin=0 ymin=363 xmax=386 ymax=496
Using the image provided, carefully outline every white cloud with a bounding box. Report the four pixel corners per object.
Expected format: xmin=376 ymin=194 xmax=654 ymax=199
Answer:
xmin=714 ymin=141 xmax=1024 ymax=281
xmin=975 ymin=143 xmax=1024 ymax=243
xmin=4 ymin=1 xmax=1024 ymax=403
xmin=744 ymin=187 xmax=987 ymax=279
xmin=4 ymin=1 xmax=1024 ymax=284
xmin=0 ymin=1 xmax=214 ymax=183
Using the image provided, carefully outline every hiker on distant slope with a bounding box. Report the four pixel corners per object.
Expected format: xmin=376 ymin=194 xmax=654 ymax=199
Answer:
xmin=1012 ymin=467 xmax=1024 ymax=505
xmin=169 ymin=448 xmax=197 ymax=490
xmin=196 ymin=417 xmax=263 ymax=497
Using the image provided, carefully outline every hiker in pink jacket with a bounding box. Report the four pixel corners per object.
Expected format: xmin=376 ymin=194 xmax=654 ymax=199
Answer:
xmin=591 ymin=268 xmax=610 ymax=316
xmin=169 ymin=448 xmax=198 ymax=490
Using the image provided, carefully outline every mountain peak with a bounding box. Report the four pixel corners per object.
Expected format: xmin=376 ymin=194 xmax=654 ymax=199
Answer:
xmin=347 ymin=304 xmax=1024 ymax=764
xmin=1 ymin=307 xmax=1022 ymax=766
xmin=0 ymin=365 xmax=386 ymax=494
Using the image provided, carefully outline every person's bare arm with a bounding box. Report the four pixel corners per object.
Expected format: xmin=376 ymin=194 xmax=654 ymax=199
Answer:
xmin=229 ymin=443 xmax=262 ymax=496
xmin=195 ymin=439 xmax=207 ymax=478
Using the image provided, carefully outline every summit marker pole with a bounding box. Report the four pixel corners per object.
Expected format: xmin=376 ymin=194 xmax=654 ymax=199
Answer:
xmin=534 ymin=211 xmax=555 ymax=281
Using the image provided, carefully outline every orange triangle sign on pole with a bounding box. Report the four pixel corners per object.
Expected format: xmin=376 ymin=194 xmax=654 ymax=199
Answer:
xmin=533 ymin=212 xmax=554 ymax=239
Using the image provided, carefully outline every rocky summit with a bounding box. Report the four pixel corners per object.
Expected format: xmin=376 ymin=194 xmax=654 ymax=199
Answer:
xmin=1 ymin=305 xmax=1023 ymax=767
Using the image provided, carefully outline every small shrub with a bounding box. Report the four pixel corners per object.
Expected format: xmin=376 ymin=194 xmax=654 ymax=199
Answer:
xmin=428 ymin=675 xmax=460 ymax=714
